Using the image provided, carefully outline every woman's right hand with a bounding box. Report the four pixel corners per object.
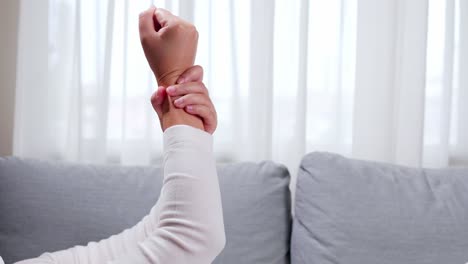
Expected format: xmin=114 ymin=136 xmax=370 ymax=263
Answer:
xmin=139 ymin=6 xmax=199 ymax=87
xmin=151 ymin=66 xmax=218 ymax=134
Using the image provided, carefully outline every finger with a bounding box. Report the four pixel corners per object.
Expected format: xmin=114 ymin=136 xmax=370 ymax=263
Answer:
xmin=150 ymin=86 xmax=166 ymax=117
xmin=177 ymin=65 xmax=204 ymax=84
xmin=150 ymin=86 xmax=166 ymax=105
xmin=166 ymin=82 xmax=209 ymax=97
xmin=156 ymin=86 xmax=167 ymax=105
xmin=170 ymin=95 xmax=182 ymax=101
xmin=185 ymin=105 xmax=217 ymax=134
xmin=139 ymin=6 xmax=157 ymax=40
xmin=173 ymin=94 xmax=212 ymax=108
xmin=154 ymin=8 xmax=176 ymax=28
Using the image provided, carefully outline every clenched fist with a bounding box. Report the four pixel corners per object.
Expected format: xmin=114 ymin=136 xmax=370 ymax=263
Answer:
xmin=139 ymin=6 xmax=198 ymax=87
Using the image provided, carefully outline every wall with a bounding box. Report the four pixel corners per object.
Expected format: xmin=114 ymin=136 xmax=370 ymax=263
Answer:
xmin=0 ymin=0 xmax=20 ymax=156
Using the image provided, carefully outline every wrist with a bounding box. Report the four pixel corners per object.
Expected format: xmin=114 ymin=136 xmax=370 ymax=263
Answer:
xmin=161 ymin=108 xmax=204 ymax=132
xmin=153 ymin=69 xmax=204 ymax=132
xmin=156 ymin=68 xmax=187 ymax=87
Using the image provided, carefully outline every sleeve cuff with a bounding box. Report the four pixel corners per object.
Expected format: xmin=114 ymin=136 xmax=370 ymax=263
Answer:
xmin=163 ymin=125 xmax=213 ymax=153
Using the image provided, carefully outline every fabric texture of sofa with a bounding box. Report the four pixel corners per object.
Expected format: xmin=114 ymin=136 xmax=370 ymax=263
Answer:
xmin=2 ymin=152 xmax=468 ymax=264
xmin=0 ymin=157 xmax=291 ymax=264
xmin=292 ymin=152 xmax=468 ymax=264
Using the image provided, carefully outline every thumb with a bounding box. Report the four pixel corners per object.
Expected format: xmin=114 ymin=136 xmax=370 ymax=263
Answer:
xmin=154 ymin=8 xmax=175 ymax=28
xmin=139 ymin=6 xmax=157 ymax=40
xmin=150 ymin=86 xmax=166 ymax=119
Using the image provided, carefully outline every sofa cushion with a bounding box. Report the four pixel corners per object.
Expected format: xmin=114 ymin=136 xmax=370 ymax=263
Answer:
xmin=291 ymin=152 xmax=468 ymax=264
xmin=0 ymin=157 xmax=291 ymax=264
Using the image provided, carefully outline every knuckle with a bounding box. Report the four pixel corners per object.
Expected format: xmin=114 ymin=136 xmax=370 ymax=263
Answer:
xmin=173 ymin=23 xmax=185 ymax=33
xmin=193 ymin=29 xmax=199 ymax=40
xmin=201 ymin=83 xmax=209 ymax=95
xmin=189 ymin=93 xmax=199 ymax=102
xmin=185 ymin=24 xmax=198 ymax=38
xmin=192 ymin=26 xmax=199 ymax=37
xmin=139 ymin=9 xmax=150 ymax=19
xmin=204 ymin=106 xmax=212 ymax=115
xmin=166 ymin=24 xmax=179 ymax=33
xmin=180 ymin=86 xmax=189 ymax=95
xmin=171 ymin=23 xmax=198 ymax=38
xmin=186 ymin=23 xmax=196 ymax=32
xmin=174 ymin=23 xmax=183 ymax=30
xmin=211 ymin=106 xmax=217 ymax=118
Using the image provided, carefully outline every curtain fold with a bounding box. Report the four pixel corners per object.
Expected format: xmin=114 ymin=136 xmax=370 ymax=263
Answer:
xmin=353 ymin=0 xmax=429 ymax=166
xmin=454 ymin=0 xmax=468 ymax=164
xmin=391 ymin=0 xmax=428 ymax=167
xmin=14 ymin=0 xmax=467 ymax=174
xmin=14 ymin=0 xmax=49 ymax=157
xmin=353 ymin=0 xmax=401 ymax=163
xmin=248 ymin=0 xmax=275 ymax=161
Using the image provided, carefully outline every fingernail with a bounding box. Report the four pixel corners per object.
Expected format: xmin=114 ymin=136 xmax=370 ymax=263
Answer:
xmin=186 ymin=105 xmax=193 ymax=112
xmin=177 ymin=77 xmax=186 ymax=84
xmin=167 ymin=86 xmax=175 ymax=94
xmin=174 ymin=98 xmax=183 ymax=105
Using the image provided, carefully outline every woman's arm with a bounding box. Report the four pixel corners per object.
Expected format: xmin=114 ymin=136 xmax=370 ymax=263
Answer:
xmin=109 ymin=125 xmax=225 ymax=264
xmin=17 ymin=124 xmax=225 ymax=264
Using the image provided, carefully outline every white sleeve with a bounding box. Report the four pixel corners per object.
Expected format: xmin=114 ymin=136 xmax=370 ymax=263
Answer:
xmin=16 ymin=125 xmax=226 ymax=264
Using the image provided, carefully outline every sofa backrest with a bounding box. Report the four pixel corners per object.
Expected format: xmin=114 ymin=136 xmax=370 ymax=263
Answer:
xmin=291 ymin=152 xmax=468 ymax=264
xmin=0 ymin=157 xmax=291 ymax=264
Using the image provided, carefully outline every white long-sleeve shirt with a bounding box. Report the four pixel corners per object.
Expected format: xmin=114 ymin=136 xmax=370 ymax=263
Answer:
xmin=15 ymin=125 xmax=226 ymax=264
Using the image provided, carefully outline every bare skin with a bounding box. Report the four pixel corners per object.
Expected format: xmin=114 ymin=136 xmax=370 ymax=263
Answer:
xmin=152 ymin=65 xmax=218 ymax=134
xmin=139 ymin=6 xmax=206 ymax=132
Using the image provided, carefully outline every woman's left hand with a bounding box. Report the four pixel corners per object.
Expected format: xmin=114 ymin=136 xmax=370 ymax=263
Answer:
xmin=151 ymin=66 xmax=217 ymax=134
xmin=139 ymin=7 xmax=199 ymax=87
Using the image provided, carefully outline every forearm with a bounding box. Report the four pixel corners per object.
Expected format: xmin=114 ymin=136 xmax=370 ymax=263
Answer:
xmin=112 ymin=125 xmax=225 ymax=264
xmin=15 ymin=203 xmax=163 ymax=264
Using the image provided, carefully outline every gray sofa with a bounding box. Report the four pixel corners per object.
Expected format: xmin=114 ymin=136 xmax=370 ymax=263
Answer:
xmin=1 ymin=152 xmax=468 ymax=264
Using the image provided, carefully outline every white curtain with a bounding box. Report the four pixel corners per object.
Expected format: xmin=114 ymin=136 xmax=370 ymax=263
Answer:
xmin=15 ymin=0 xmax=468 ymax=180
